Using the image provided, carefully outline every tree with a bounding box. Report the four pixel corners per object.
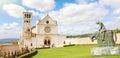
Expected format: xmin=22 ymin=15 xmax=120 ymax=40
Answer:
xmin=114 ymin=28 xmax=120 ymax=33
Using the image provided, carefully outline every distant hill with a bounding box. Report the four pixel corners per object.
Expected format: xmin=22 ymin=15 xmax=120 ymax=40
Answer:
xmin=67 ymin=34 xmax=91 ymax=38
xmin=0 ymin=38 xmax=18 ymax=44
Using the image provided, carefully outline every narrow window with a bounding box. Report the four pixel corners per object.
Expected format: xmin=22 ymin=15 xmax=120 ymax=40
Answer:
xmin=27 ymin=14 xmax=29 ymax=18
xmin=24 ymin=14 xmax=27 ymax=18
xmin=29 ymin=15 xmax=31 ymax=18
xmin=27 ymin=28 xmax=30 ymax=31
xmin=30 ymin=43 xmax=32 ymax=46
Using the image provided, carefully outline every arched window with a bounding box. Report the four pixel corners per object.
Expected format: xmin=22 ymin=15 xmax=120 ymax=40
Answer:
xmin=24 ymin=14 xmax=27 ymax=18
xmin=30 ymin=43 xmax=32 ymax=46
xmin=29 ymin=15 xmax=31 ymax=18
xmin=27 ymin=28 xmax=30 ymax=31
xmin=27 ymin=14 xmax=29 ymax=18
xmin=24 ymin=14 xmax=31 ymax=18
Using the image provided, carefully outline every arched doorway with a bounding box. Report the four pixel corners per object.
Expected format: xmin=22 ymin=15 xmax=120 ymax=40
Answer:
xmin=44 ymin=36 xmax=51 ymax=46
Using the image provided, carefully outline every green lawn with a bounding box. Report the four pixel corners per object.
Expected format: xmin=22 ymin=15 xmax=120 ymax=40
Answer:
xmin=32 ymin=45 xmax=120 ymax=58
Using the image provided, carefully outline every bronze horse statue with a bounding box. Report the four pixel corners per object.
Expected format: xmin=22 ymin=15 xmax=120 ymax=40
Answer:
xmin=90 ymin=22 xmax=117 ymax=47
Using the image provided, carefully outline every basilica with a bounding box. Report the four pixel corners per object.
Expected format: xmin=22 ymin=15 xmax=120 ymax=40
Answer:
xmin=19 ymin=12 xmax=66 ymax=48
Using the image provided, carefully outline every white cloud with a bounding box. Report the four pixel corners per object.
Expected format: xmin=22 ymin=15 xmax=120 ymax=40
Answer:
xmin=0 ymin=22 xmax=21 ymax=39
xmin=99 ymin=0 xmax=120 ymax=8
xmin=27 ymin=10 xmax=46 ymax=18
xmin=28 ymin=10 xmax=40 ymax=16
xmin=22 ymin=0 xmax=55 ymax=12
xmin=99 ymin=0 xmax=120 ymax=30
xmin=104 ymin=19 xmax=120 ymax=30
xmin=50 ymin=3 xmax=108 ymax=25
xmin=58 ymin=24 xmax=98 ymax=35
xmin=3 ymin=4 xmax=26 ymax=18
xmin=0 ymin=0 xmax=17 ymax=7
xmin=113 ymin=8 xmax=120 ymax=15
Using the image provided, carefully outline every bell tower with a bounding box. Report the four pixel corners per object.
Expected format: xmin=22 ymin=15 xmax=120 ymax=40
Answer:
xmin=22 ymin=12 xmax=32 ymax=38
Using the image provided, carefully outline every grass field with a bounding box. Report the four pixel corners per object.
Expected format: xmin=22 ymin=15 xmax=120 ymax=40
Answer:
xmin=32 ymin=45 xmax=120 ymax=58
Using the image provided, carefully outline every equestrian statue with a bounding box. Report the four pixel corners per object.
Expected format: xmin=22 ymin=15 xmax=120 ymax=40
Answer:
xmin=90 ymin=22 xmax=117 ymax=47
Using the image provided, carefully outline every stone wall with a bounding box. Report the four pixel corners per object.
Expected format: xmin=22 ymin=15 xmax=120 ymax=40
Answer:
xmin=65 ymin=33 xmax=120 ymax=45
xmin=65 ymin=37 xmax=97 ymax=45
xmin=116 ymin=33 xmax=120 ymax=44
xmin=0 ymin=43 xmax=19 ymax=55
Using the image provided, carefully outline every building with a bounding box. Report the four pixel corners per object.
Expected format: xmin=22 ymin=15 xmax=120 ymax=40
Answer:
xmin=0 ymin=42 xmax=19 ymax=57
xmin=19 ymin=12 xmax=66 ymax=48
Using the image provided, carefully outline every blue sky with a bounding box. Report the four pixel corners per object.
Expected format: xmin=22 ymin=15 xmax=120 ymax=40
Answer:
xmin=0 ymin=0 xmax=120 ymax=39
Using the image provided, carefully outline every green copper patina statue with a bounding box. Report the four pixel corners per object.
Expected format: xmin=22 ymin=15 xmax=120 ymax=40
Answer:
xmin=90 ymin=22 xmax=117 ymax=47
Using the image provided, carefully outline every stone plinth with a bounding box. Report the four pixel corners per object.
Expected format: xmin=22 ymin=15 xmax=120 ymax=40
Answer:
xmin=91 ymin=47 xmax=120 ymax=55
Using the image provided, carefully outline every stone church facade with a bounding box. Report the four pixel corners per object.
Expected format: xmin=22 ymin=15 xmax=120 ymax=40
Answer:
xmin=19 ymin=12 xmax=66 ymax=48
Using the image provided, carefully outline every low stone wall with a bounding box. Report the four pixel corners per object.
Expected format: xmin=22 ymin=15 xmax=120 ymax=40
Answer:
xmin=65 ymin=37 xmax=97 ymax=45
xmin=65 ymin=33 xmax=120 ymax=45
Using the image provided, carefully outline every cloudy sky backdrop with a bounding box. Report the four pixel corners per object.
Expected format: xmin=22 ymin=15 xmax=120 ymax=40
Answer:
xmin=0 ymin=0 xmax=120 ymax=39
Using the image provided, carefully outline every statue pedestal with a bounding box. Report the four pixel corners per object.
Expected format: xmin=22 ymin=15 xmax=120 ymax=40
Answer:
xmin=91 ymin=47 xmax=120 ymax=56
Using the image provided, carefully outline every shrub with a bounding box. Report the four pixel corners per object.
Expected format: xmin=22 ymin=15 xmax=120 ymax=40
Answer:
xmin=18 ymin=49 xmax=37 ymax=58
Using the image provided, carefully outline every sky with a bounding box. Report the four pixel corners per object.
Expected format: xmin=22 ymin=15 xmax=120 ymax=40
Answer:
xmin=0 ymin=0 xmax=120 ymax=39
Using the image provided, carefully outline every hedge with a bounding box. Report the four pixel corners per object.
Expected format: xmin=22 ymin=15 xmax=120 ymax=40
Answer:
xmin=18 ymin=49 xmax=37 ymax=58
